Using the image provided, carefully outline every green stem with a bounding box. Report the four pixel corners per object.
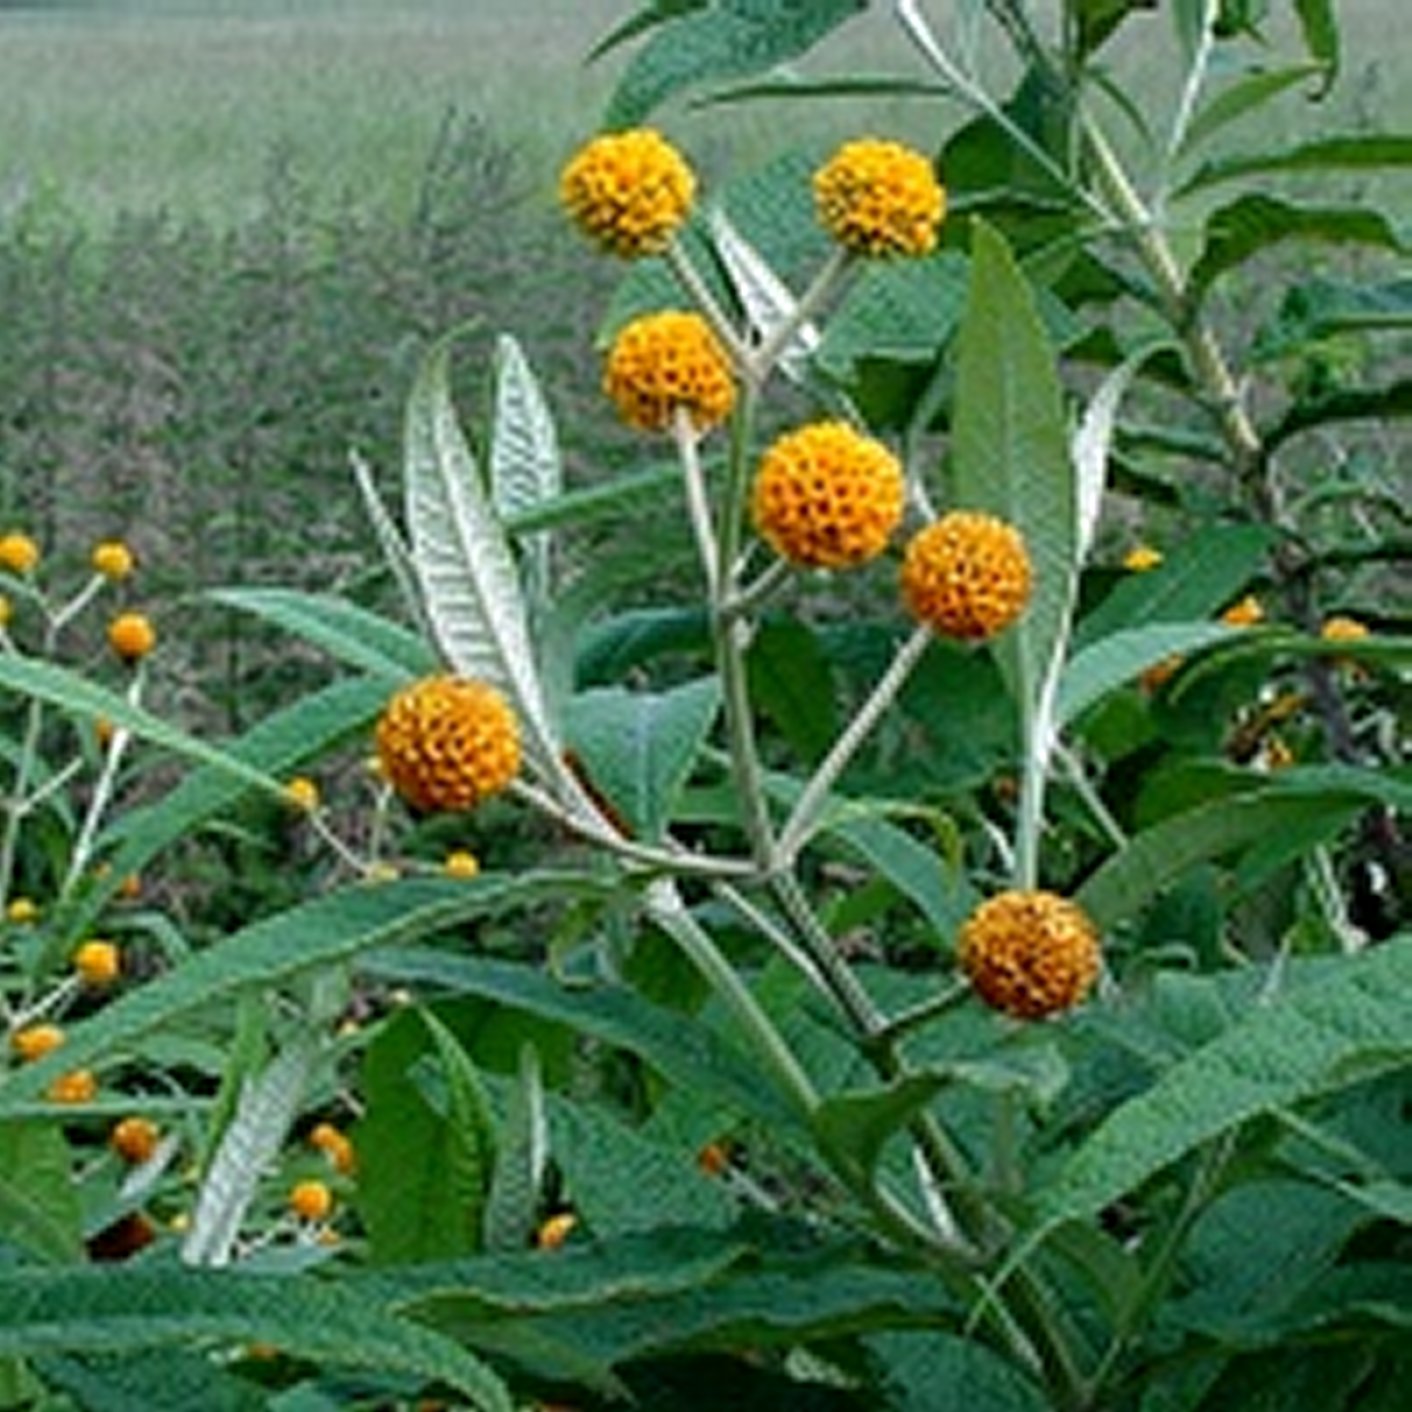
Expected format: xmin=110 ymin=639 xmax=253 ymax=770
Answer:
xmin=775 ymin=625 xmax=932 ymax=868
xmin=644 ymin=878 xmax=819 ymax=1119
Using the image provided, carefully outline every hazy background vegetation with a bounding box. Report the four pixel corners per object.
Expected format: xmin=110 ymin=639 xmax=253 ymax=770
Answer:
xmin=0 ymin=0 xmax=1404 ymax=731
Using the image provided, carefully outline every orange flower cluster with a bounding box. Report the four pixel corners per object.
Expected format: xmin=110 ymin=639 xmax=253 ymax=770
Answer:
xmin=603 ymin=311 xmax=736 ymax=434
xmin=376 ymin=675 xmax=521 ymax=814
xmin=813 ymin=138 xmax=946 ymax=258
xmin=959 ymin=890 xmax=1100 ymax=1019
xmin=751 ymin=421 xmax=905 ymax=569
xmin=901 ymin=511 xmax=1032 ymax=640
xmin=560 ymin=128 xmax=696 ymax=258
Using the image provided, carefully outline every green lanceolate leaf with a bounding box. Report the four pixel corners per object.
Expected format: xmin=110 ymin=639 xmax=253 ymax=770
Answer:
xmin=403 ymin=335 xmax=559 ymax=776
xmin=1188 ymin=195 xmax=1406 ymax=304
xmin=604 ymin=0 xmax=866 ymax=126
xmin=206 ymin=588 xmax=432 ymax=681
xmin=482 ymin=1045 xmax=548 ymax=1252
xmin=361 ymin=947 xmax=799 ymax=1131
xmin=812 ymin=1074 xmax=947 ymax=1188
xmin=1253 ymin=276 xmax=1412 ymax=361
xmin=55 ymin=676 xmax=390 ymax=950
xmin=1040 ymin=937 xmax=1412 ymax=1225
xmin=1075 ymin=786 xmax=1372 ymax=927
xmin=0 ymin=654 xmax=281 ymax=799
xmin=1293 ymin=0 xmax=1339 ymax=87
xmin=0 ymin=1266 xmax=512 ymax=1411
xmin=952 ymin=218 xmax=1075 ymax=715
xmin=1266 ymin=378 xmax=1412 ymax=453
xmin=1075 ymin=523 xmax=1272 ymax=648
xmin=357 ymin=1009 xmax=497 ymax=1265
xmin=867 ymin=1329 xmax=1050 ymax=1412
xmin=1057 ymin=621 xmax=1237 ymax=726
xmin=1178 ymin=63 xmax=1329 ymax=156
xmin=0 ymin=875 xmax=595 ymax=1112
xmin=565 ymin=677 xmax=721 ymax=840
xmin=0 ymin=1121 xmax=82 ymax=1263
xmin=747 ymin=619 xmax=837 ymax=766
xmin=1178 ymin=133 xmax=1412 ymax=195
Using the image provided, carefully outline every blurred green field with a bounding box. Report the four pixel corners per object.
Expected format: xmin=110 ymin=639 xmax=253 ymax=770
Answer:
xmin=1 ymin=0 xmax=1403 ymax=231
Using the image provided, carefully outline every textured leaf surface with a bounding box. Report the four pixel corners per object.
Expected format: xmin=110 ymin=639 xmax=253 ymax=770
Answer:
xmin=361 ymin=948 xmax=798 ymax=1131
xmin=357 ymin=1010 xmax=496 ymax=1264
xmin=1058 ymin=622 xmax=1236 ymax=726
xmin=404 ymin=338 xmax=557 ymax=774
xmin=605 ymin=0 xmax=865 ymax=126
xmin=0 ymin=1266 xmax=511 ymax=1410
xmin=1076 ymin=787 xmax=1368 ymax=927
xmin=490 ymin=334 xmax=560 ymax=611
xmin=1189 ymin=195 xmax=1405 ymax=301
xmin=566 ymin=677 xmax=721 ymax=840
xmin=952 ymin=220 xmax=1074 ymax=714
xmin=1075 ymin=523 xmax=1271 ymax=647
xmin=206 ymin=589 xmax=431 ymax=681
xmin=1042 ymin=937 xmax=1412 ymax=1225
xmin=0 ymin=876 xmax=587 ymax=1111
xmin=1178 ymin=134 xmax=1412 ymax=194
xmin=0 ymin=1122 xmax=81 ymax=1262
xmin=868 ymin=1330 xmax=1049 ymax=1412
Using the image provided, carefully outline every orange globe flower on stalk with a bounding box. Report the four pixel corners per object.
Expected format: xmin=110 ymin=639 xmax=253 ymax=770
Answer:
xmin=603 ymin=310 xmax=736 ymax=435
xmin=901 ymin=511 xmax=1033 ymax=641
xmin=751 ymin=421 xmax=905 ymax=570
xmin=376 ymin=675 xmax=521 ymax=814
xmin=560 ymin=127 xmax=696 ymax=258
xmin=108 ymin=611 xmax=156 ymax=662
xmin=959 ymin=890 xmax=1101 ymax=1020
xmin=813 ymin=138 xmax=946 ymax=258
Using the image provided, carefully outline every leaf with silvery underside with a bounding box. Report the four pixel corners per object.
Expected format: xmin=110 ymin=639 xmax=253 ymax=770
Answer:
xmin=404 ymin=336 xmax=558 ymax=777
xmin=1033 ymin=937 xmax=1412 ymax=1239
xmin=182 ymin=1033 xmax=317 ymax=1268
xmin=490 ymin=334 xmax=560 ymax=616
xmin=350 ymin=448 xmax=428 ymax=637
xmin=708 ymin=207 xmax=818 ymax=381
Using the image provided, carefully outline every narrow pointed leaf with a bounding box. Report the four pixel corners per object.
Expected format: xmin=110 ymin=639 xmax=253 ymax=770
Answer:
xmin=1179 ymin=63 xmax=1328 ymax=155
xmin=404 ymin=338 xmax=558 ymax=773
xmin=1041 ymin=937 xmax=1412 ymax=1225
xmin=952 ymin=219 xmax=1075 ymax=710
xmin=0 ymin=875 xmax=596 ymax=1111
xmin=1178 ymin=134 xmax=1412 ymax=195
xmin=0 ymin=1266 xmax=513 ymax=1411
xmin=207 ymin=588 xmax=431 ymax=681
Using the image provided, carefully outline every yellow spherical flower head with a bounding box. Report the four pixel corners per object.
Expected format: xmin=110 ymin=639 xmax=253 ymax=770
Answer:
xmin=6 ymin=896 xmax=38 ymax=925
xmin=283 ymin=776 xmax=321 ymax=812
xmin=309 ymin=1122 xmax=357 ymax=1175
xmin=751 ymin=421 xmax=905 ymax=570
xmin=47 ymin=1069 xmax=98 ymax=1104
xmin=560 ymin=127 xmax=695 ymax=257
xmin=0 ymin=532 xmax=39 ymax=575
xmin=1321 ymin=615 xmax=1369 ymax=643
xmin=289 ymin=1179 xmax=333 ymax=1222
xmin=11 ymin=1023 xmax=64 ymax=1062
xmin=901 ymin=511 xmax=1032 ymax=641
xmin=814 ymin=138 xmax=945 ymax=258
xmin=108 ymin=611 xmax=156 ymax=662
xmin=959 ymin=890 xmax=1100 ymax=1020
xmin=111 ymin=1115 xmax=161 ymax=1165
xmin=91 ymin=540 xmax=135 ymax=580
xmin=603 ymin=310 xmax=736 ymax=434
xmin=443 ymin=849 xmax=481 ymax=880
xmin=376 ymin=675 xmax=521 ymax=815
xmin=537 ymin=1211 xmax=578 ymax=1250
xmin=1220 ymin=595 xmax=1263 ymax=628
xmin=1122 ymin=543 xmax=1163 ymax=573
xmin=73 ymin=939 xmax=121 ymax=987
